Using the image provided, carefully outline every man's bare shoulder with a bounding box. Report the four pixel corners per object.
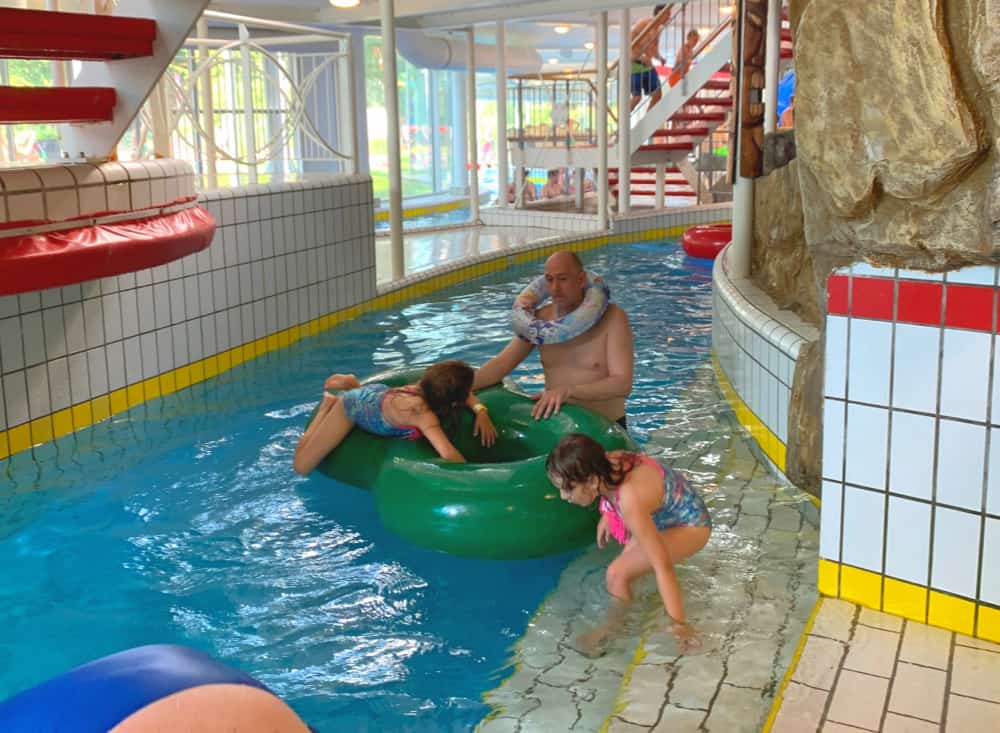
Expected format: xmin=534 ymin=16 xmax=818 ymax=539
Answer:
xmin=605 ymin=304 xmax=632 ymax=327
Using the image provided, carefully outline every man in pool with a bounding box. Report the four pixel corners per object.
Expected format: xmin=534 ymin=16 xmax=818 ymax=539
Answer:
xmin=472 ymin=250 xmax=635 ymax=429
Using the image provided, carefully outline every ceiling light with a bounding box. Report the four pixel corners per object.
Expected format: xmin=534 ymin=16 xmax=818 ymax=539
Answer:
xmin=720 ymin=4 xmax=735 ymax=15
xmin=698 ymin=27 xmax=711 ymax=36
xmin=330 ymin=0 xmax=360 ymax=7
xmin=554 ymin=25 xmax=570 ymax=34
xmin=547 ymin=57 xmax=559 ymax=65
xmin=584 ymin=41 xmax=594 ymax=50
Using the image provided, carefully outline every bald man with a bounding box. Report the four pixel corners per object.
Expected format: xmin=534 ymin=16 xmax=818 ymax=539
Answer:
xmin=472 ymin=251 xmax=635 ymax=428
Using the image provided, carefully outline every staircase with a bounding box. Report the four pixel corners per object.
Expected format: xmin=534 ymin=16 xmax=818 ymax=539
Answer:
xmin=0 ymin=1 xmax=209 ymax=161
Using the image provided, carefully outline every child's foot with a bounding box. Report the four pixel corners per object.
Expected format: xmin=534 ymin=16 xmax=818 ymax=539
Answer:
xmin=324 ymin=374 xmax=359 ymax=391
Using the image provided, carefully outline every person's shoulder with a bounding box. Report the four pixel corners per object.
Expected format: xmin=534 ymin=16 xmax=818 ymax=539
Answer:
xmin=605 ymin=303 xmax=632 ymax=325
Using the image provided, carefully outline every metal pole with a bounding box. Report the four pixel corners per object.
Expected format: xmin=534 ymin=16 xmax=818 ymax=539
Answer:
xmin=597 ymin=12 xmax=609 ymax=230
xmin=617 ymin=9 xmax=631 ymax=214
xmin=763 ymin=0 xmax=781 ymax=133
xmin=731 ymin=0 xmax=753 ymax=278
xmin=466 ymin=28 xmax=480 ymax=222
xmin=349 ymin=30 xmax=369 ymax=175
xmin=496 ymin=21 xmax=509 ymax=208
xmin=430 ymin=69 xmax=441 ymax=191
xmin=197 ymin=18 xmax=219 ymax=188
xmin=655 ymin=163 xmax=665 ymax=208
xmin=238 ymin=24 xmax=258 ymax=183
xmin=381 ymin=0 xmax=405 ymax=280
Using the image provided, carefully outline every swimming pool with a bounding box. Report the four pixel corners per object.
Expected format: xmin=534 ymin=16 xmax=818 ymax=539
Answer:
xmin=375 ymin=206 xmax=471 ymax=231
xmin=0 ymin=241 xmax=716 ymax=730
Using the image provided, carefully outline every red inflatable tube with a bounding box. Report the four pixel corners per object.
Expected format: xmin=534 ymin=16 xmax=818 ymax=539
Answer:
xmin=0 ymin=206 xmax=216 ymax=296
xmin=681 ymin=223 xmax=732 ymax=260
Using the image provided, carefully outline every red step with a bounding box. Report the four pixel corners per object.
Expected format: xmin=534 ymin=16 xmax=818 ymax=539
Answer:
xmin=703 ymin=79 xmax=731 ymax=91
xmin=0 ymin=7 xmax=155 ymax=61
xmin=608 ymin=166 xmax=681 ymax=174
xmin=669 ymin=112 xmax=726 ymax=123
xmin=650 ymin=126 xmax=710 ymax=138
xmin=609 ymin=177 xmax=690 ymax=187
xmin=0 ymin=86 xmax=116 ymax=123
xmin=637 ymin=141 xmax=695 ymax=152
xmin=620 ymin=188 xmax=697 ymax=197
xmin=689 ymin=96 xmax=734 ymax=107
xmin=781 ymin=47 xmax=793 ymax=59
xmin=781 ymin=28 xmax=793 ymax=42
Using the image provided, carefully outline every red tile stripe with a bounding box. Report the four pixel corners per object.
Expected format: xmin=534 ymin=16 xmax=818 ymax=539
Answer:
xmin=828 ymin=274 xmax=849 ymax=315
xmin=851 ymin=276 xmax=894 ymax=320
xmin=946 ymin=284 xmax=994 ymax=331
xmin=826 ymin=276 xmax=997 ymax=332
xmin=897 ymin=280 xmax=943 ymax=326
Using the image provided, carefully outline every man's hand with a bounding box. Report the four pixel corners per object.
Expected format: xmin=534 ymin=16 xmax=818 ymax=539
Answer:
xmin=473 ymin=410 xmax=497 ymax=447
xmin=514 ymin=294 xmax=537 ymax=311
xmin=531 ymin=386 xmax=571 ymax=419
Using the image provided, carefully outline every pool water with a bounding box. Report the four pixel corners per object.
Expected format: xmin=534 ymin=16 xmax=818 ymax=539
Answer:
xmin=0 ymin=241 xmax=716 ymax=731
xmin=375 ymin=206 xmax=471 ymax=231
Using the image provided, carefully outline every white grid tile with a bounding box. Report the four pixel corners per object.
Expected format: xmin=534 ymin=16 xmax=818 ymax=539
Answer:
xmin=885 ymin=496 xmax=931 ymax=585
xmin=845 ymin=404 xmax=889 ymax=490
xmin=849 ymin=319 xmax=892 ymax=406
xmin=820 ymin=479 xmax=843 ymax=561
xmin=892 ymin=323 xmax=940 ymax=415
xmin=930 ymin=508 xmax=981 ymax=598
xmin=935 ymin=419 xmax=987 ymax=512
xmin=940 ymin=329 xmax=991 ymax=423
xmin=981 ymin=518 xmax=1000 ymax=606
xmin=889 ymin=411 xmax=935 ymax=501
xmin=842 ymin=486 xmax=885 ymax=572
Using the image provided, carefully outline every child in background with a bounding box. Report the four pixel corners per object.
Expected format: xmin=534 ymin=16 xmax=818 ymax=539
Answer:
xmin=546 ymin=433 xmax=711 ymax=654
xmin=293 ymin=360 xmax=496 ymax=475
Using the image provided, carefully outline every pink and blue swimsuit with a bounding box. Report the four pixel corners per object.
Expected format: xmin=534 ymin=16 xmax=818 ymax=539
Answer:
xmin=340 ymin=384 xmax=422 ymax=439
xmin=598 ymin=453 xmax=711 ymax=545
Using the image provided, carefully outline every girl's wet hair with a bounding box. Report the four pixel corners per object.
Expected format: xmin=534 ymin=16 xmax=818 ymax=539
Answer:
xmin=546 ymin=433 xmax=627 ymax=496
xmin=419 ymin=360 xmax=475 ymax=430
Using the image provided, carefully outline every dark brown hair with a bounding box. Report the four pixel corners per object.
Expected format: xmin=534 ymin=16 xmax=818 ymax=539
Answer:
xmin=419 ymin=360 xmax=475 ymax=430
xmin=546 ymin=433 xmax=631 ymax=500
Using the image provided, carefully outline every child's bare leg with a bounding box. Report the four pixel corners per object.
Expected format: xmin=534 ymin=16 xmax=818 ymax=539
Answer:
xmin=324 ymin=373 xmax=361 ymax=391
xmin=293 ymin=396 xmax=355 ymax=475
xmin=301 ymin=392 xmax=338 ymax=443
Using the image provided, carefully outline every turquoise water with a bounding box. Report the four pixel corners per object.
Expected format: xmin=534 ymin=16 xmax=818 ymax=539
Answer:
xmin=0 ymin=241 xmax=713 ymax=731
xmin=375 ymin=206 xmax=471 ymax=231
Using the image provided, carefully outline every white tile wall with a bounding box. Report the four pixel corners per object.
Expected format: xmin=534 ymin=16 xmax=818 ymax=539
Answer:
xmin=0 ymin=176 xmax=375 ymax=439
xmin=821 ymin=261 xmax=1000 ymax=629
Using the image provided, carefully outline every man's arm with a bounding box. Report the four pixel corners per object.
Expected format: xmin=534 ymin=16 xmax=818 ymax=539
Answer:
xmin=564 ymin=307 xmax=634 ymax=402
xmin=472 ymin=337 xmax=534 ymax=390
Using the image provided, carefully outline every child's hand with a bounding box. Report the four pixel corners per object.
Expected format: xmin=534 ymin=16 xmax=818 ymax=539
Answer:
xmin=596 ymin=515 xmax=610 ymax=548
xmin=473 ymin=411 xmax=497 ymax=447
xmin=669 ymin=620 xmax=701 ymax=653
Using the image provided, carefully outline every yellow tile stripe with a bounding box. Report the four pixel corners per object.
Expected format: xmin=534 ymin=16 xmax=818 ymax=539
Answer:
xmin=373 ymin=197 xmax=470 ymax=222
xmin=817 ymin=559 xmax=1000 ymax=643
xmin=710 ymin=351 xmax=787 ymax=473
xmin=1 ymin=221 xmax=723 ymax=463
xmin=760 ymin=598 xmax=823 ymax=733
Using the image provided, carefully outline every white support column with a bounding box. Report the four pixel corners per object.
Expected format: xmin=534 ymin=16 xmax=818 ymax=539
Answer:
xmin=238 ymin=24 xmax=257 ymax=183
xmin=764 ymin=0 xmax=781 ymax=134
xmin=381 ymin=0 xmax=405 ymax=280
xmin=655 ymin=163 xmax=665 ymax=209
xmin=197 ymin=18 xmax=218 ymax=189
xmin=574 ymin=168 xmax=584 ymax=210
xmin=466 ymin=28 xmax=480 ymax=222
xmin=451 ymin=72 xmax=467 ymax=190
xmin=597 ymin=12 xmax=609 ymax=230
xmin=349 ymin=30 xmax=370 ymax=175
xmin=617 ymin=9 xmax=631 ymax=215
xmin=730 ymin=0 xmax=753 ymax=278
xmin=496 ymin=21 xmax=509 ymax=208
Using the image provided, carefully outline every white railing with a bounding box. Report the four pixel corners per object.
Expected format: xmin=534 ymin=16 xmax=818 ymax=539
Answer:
xmin=122 ymin=11 xmax=357 ymax=189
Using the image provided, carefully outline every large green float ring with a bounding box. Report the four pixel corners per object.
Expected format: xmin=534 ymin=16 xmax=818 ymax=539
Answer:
xmin=314 ymin=367 xmax=638 ymax=559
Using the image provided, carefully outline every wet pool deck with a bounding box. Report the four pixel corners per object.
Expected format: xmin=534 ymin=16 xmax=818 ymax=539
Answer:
xmin=770 ymin=599 xmax=1000 ymax=733
xmin=477 ymin=366 xmax=821 ymax=733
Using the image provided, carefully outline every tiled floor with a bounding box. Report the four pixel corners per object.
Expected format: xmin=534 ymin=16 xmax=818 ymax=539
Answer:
xmin=374 ymin=225 xmax=561 ymax=284
xmin=771 ymin=598 xmax=1000 ymax=732
xmin=477 ymin=365 xmax=820 ymax=732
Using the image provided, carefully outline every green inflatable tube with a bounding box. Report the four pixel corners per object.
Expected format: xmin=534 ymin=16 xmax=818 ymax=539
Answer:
xmin=315 ymin=368 xmax=638 ymax=559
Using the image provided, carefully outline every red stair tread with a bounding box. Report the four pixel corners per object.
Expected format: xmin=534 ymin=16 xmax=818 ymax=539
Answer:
xmin=0 ymin=7 xmax=155 ymax=61
xmin=703 ymin=79 xmax=731 ymax=90
xmin=688 ymin=96 xmax=734 ymax=107
xmin=608 ymin=167 xmax=681 ymax=174
xmin=651 ymin=126 xmax=710 ymax=138
xmin=637 ymin=142 xmax=695 ymax=151
xmin=0 ymin=86 xmax=115 ymax=123
xmin=609 ymin=177 xmax=689 ymax=186
xmin=669 ymin=112 xmax=725 ymax=123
